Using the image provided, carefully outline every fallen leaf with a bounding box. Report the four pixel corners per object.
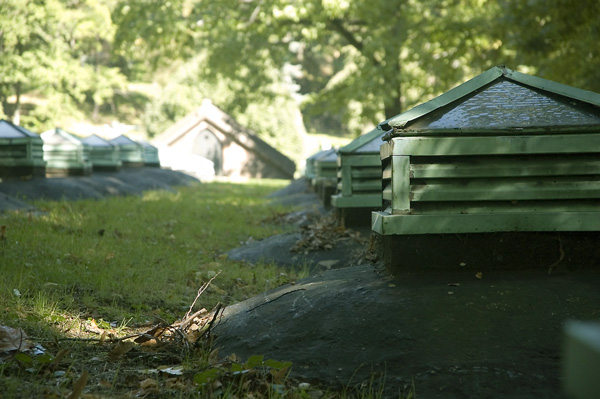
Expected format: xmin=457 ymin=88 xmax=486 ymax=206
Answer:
xmin=208 ymin=348 xmax=220 ymax=366
xmin=0 ymin=324 xmax=33 ymax=352
xmin=50 ymin=348 xmax=70 ymax=371
xmin=68 ymin=370 xmax=89 ymax=399
xmin=136 ymin=378 xmax=160 ymax=397
xmin=186 ymin=330 xmax=203 ymax=344
xmin=98 ymin=380 xmax=112 ymax=389
xmin=139 ymin=378 xmax=159 ymax=390
xmin=158 ymin=365 xmax=185 ymax=375
xmin=99 ymin=331 xmax=108 ymax=345
xmin=107 ymin=341 xmax=135 ymax=360
xmin=165 ymin=377 xmax=187 ymax=390
xmin=270 ymin=366 xmax=290 ymax=384
xmin=134 ymin=325 xmax=166 ymax=344
xmin=84 ymin=319 xmax=104 ymax=335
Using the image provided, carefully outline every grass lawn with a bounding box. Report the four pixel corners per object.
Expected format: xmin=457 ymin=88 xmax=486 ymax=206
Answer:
xmin=0 ymin=180 xmax=311 ymax=398
xmin=0 ymin=180 xmax=411 ymax=398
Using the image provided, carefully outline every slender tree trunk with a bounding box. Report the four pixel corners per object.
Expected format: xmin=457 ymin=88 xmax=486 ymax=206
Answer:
xmin=384 ymin=59 xmax=402 ymax=119
xmin=92 ymin=46 xmax=99 ymax=122
xmin=13 ymin=82 xmax=21 ymax=125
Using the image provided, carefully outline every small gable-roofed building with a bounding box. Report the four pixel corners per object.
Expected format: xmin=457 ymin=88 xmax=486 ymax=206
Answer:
xmin=80 ymin=134 xmax=122 ymax=172
xmin=331 ymin=127 xmax=391 ymax=224
xmin=311 ymin=147 xmax=338 ymax=207
xmin=0 ymin=120 xmax=46 ymax=179
xmin=304 ymin=149 xmax=328 ymax=182
xmin=140 ymin=141 xmax=161 ymax=167
xmin=372 ymin=65 xmax=600 ymax=271
xmin=109 ymin=134 xmax=144 ymax=167
xmin=153 ymin=99 xmax=295 ymax=180
xmin=41 ymin=128 xmax=92 ymax=176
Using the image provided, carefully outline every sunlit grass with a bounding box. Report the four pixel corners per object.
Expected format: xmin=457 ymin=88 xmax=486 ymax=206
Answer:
xmin=0 ymin=179 xmax=412 ymax=398
xmin=0 ymin=180 xmax=300 ymax=329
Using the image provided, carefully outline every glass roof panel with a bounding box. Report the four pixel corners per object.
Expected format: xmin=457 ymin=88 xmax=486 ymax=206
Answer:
xmin=409 ymin=79 xmax=600 ymax=130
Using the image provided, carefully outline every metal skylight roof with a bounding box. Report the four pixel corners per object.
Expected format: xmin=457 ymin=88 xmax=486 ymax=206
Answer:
xmin=379 ymin=66 xmax=600 ymax=134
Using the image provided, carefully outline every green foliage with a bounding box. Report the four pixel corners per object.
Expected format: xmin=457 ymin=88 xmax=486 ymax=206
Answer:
xmin=177 ymin=0 xmax=507 ymax=135
xmin=2 ymin=1 xmax=598 ymax=145
xmin=495 ymin=0 xmax=600 ymax=93
xmin=0 ymin=0 xmax=128 ymax=129
xmin=112 ymin=0 xmax=200 ymax=76
xmin=141 ymin=54 xmax=306 ymax=163
xmin=193 ymin=354 xmax=293 ymax=398
xmin=0 ymin=0 xmax=66 ymax=121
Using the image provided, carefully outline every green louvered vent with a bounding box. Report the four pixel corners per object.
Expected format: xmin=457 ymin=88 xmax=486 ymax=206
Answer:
xmin=374 ymin=133 xmax=600 ymax=235
xmin=381 ymin=152 xmax=393 ymax=212
xmin=0 ymin=144 xmax=28 ymax=158
xmin=407 ymin=153 xmax=600 ymax=215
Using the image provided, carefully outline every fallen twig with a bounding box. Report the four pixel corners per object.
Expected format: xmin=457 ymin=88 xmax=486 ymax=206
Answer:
xmin=184 ymin=270 xmax=222 ymax=321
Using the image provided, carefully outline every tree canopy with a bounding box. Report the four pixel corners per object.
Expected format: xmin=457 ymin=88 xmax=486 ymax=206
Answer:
xmin=1 ymin=0 xmax=598 ymax=143
xmin=109 ymin=0 xmax=600 ymax=135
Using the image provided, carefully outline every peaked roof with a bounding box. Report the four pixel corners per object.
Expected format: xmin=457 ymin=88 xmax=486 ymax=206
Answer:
xmin=314 ymin=147 xmax=338 ymax=163
xmin=81 ymin=134 xmax=116 ymax=147
xmin=139 ymin=140 xmax=158 ymax=150
xmin=379 ymin=66 xmax=600 ymax=136
xmin=306 ymin=148 xmax=331 ymax=161
xmin=153 ymin=99 xmax=295 ymax=177
xmin=339 ymin=127 xmax=391 ymax=154
xmin=110 ymin=134 xmax=141 ymax=147
xmin=0 ymin=119 xmax=40 ymax=139
xmin=41 ymin=128 xmax=86 ymax=146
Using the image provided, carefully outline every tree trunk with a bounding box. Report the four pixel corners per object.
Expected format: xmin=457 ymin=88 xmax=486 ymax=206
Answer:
xmin=384 ymin=92 xmax=402 ymax=120
xmin=384 ymin=60 xmax=402 ymax=119
xmin=92 ymin=101 xmax=99 ymax=122
xmin=12 ymin=83 xmax=21 ymax=126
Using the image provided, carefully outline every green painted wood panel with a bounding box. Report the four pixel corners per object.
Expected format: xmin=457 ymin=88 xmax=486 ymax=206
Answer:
xmin=410 ymin=177 xmax=600 ymax=202
xmin=372 ymin=211 xmax=600 ymax=235
xmin=0 ymin=144 xmax=28 ymax=158
xmin=409 ymin=200 xmax=600 ymax=215
xmin=332 ymin=193 xmax=382 ymax=208
xmin=342 ymin=155 xmax=382 ymax=167
xmin=411 ymin=156 xmax=600 ymax=179
xmin=382 ymin=163 xmax=392 ymax=180
xmin=351 ymin=180 xmax=382 ymax=192
xmin=341 ymin=165 xmax=352 ymax=196
xmin=378 ymin=132 xmax=600 ymax=235
xmin=380 ymin=141 xmax=394 ymax=159
xmin=382 ymin=183 xmax=392 ymax=201
xmin=391 ymin=156 xmax=410 ymax=213
xmin=390 ymin=134 xmax=600 ymax=156
xmin=351 ymin=167 xmax=381 ymax=178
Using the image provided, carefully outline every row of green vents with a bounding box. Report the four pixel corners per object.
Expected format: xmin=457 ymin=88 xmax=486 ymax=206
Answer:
xmin=0 ymin=120 xmax=46 ymax=178
xmin=305 ymin=148 xmax=338 ymax=205
xmin=0 ymin=120 xmax=160 ymax=179
xmin=371 ymin=65 xmax=600 ymax=236
xmin=331 ymin=127 xmax=389 ymax=209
